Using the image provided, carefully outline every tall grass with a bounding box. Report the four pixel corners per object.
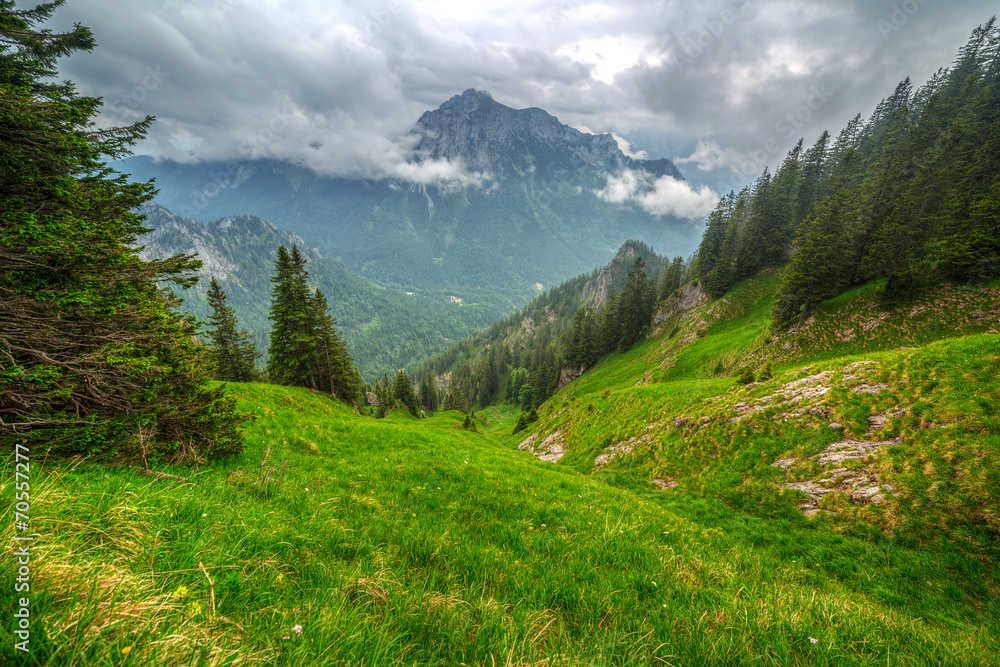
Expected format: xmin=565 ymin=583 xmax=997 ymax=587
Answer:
xmin=1 ymin=273 xmax=997 ymax=665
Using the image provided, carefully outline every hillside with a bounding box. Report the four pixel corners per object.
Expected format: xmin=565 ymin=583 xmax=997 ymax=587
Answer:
xmin=513 ymin=271 xmax=1000 ymax=568
xmin=413 ymin=239 xmax=679 ymax=407
xmin=4 ymin=274 xmax=998 ymax=666
xmin=136 ymin=203 xmax=508 ymax=380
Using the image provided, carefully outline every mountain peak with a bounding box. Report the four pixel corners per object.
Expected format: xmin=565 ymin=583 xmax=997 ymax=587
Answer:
xmin=413 ymin=91 xmax=681 ymax=182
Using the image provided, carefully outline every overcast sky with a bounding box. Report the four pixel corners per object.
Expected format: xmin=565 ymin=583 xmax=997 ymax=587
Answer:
xmin=48 ymin=0 xmax=995 ymax=196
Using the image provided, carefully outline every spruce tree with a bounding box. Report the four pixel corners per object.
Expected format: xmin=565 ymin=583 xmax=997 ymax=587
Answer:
xmin=618 ymin=257 xmax=654 ymax=351
xmin=771 ymin=151 xmax=861 ymax=328
xmin=393 ymin=369 xmax=419 ymax=416
xmin=597 ymin=288 xmax=621 ymax=355
xmin=310 ymin=289 xmax=360 ymax=404
xmin=206 ymin=277 xmax=260 ymax=382
xmin=659 ymin=256 xmax=684 ymax=300
xmin=0 ymin=2 xmax=241 ymax=458
xmin=419 ymin=371 xmax=438 ymax=412
xmin=266 ymin=245 xmax=317 ymax=387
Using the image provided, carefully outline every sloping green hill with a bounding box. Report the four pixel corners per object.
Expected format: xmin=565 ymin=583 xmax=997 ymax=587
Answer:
xmin=4 ymin=268 xmax=999 ymax=666
xmin=512 ymin=272 xmax=1000 ymax=575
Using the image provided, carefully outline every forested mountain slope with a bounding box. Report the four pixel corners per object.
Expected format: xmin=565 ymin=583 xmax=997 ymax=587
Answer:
xmin=137 ymin=203 xmax=505 ymax=380
xmin=410 ymin=240 xmax=685 ymax=411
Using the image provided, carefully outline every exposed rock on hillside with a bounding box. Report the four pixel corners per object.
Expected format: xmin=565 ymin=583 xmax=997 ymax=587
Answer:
xmin=653 ymin=283 xmax=709 ymax=325
xmin=778 ymin=438 xmax=903 ymax=518
xmin=518 ymin=431 xmax=567 ymax=463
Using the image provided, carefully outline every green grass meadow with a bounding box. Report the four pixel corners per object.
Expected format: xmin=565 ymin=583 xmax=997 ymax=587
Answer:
xmin=2 ymin=274 xmax=999 ymax=666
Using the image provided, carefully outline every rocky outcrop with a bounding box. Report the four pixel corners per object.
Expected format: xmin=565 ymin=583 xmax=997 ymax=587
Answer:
xmin=653 ymin=283 xmax=709 ymax=325
xmin=731 ymin=370 xmax=833 ymax=422
xmin=518 ymin=431 xmax=567 ymax=463
xmin=557 ymin=366 xmax=586 ymax=391
xmin=776 ymin=438 xmax=902 ymax=517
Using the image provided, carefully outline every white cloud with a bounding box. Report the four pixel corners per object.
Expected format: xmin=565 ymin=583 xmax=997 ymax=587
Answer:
xmin=389 ymin=158 xmax=490 ymax=189
xmin=594 ymin=169 xmax=718 ymax=219
xmin=612 ymin=132 xmax=648 ymax=160
xmin=674 ymin=139 xmax=745 ymax=172
xmin=638 ymin=175 xmax=718 ymax=219
xmin=594 ymin=169 xmax=644 ymax=204
xmin=50 ymin=0 xmax=994 ymax=189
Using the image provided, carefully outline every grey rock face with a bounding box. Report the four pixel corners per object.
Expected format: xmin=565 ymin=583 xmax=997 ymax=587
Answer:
xmin=413 ymin=89 xmax=683 ymax=182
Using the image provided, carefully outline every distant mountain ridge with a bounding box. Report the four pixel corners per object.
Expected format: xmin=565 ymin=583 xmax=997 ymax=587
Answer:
xmin=121 ymin=90 xmax=702 ymax=318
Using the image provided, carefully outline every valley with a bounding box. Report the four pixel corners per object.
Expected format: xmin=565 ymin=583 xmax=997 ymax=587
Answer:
xmin=3 ymin=4 xmax=1000 ymax=666
xmin=5 ymin=270 xmax=997 ymax=665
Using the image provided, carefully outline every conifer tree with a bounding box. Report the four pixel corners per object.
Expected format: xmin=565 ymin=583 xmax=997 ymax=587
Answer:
xmin=735 ymin=169 xmax=774 ymax=280
xmin=618 ymin=257 xmax=654 ymax=351
xmin=695 ymin=192 xmax=736 ymax=280
xmin=374 ymin=373 xmax=394 ymax=417
xmin=393 ymin=369 xmax=419 ymax=416
xmin=266 ymin=245 xmax=317 ymax=387
xmin=796 ymin=131 xmax=831 ymax=224
xmin=0 ymin=2 xmax=241 ymax=457
xmin=310 ymin=289 xmax=361 ymax=404
xmin=442 ymin=388 xmax=466 ymax=413
xmin=659 ymin=256 xmax=684 ymax=300
xmin=597 ymin=288 xmax=621 ymax=355
xmin=772 ymin=151 xmax=862 ymax=327
xmin=419 ymin=371 xmax=438 ymax=412
xmin=206 ymin=277 xmax=260 ymax=382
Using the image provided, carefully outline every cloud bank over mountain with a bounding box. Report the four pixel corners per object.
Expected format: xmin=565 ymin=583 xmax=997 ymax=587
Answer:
xmin=52 ymin=0 xmax=993 ymax=190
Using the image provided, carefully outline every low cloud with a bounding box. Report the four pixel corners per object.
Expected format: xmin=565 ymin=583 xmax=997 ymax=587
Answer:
xmin=389 ymin=158 xmax=491 ymax=190
xmin=48 ymin=0 xmax=993 ymax=193
xmin=612 ymin=132 xmax=649 ymax=160
xmin=674 ymin=139 xmax=744 ymax=172
xmin=595 ymin=170 xmax=718 ymax=219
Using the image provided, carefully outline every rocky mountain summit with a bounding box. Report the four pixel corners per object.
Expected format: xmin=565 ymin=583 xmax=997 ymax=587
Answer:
xmin=413 ymin=89 xmax=682 ymax=182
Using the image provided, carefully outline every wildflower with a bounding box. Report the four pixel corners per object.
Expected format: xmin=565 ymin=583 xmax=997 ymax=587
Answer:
xmin=201 ymin=513 xmax=207 ymax=518
xmin=809 ymin=637 xmax=818 ymax=645
xmin=172 ymin=585 xmax=189 ymax=599
xmin=292 ymin=624 xmax=303 ymax=634
xmin=276 ymin=573 xmax=284 ymax=584
xmin=187 ymin=601 xmax=203 ymax=617
xmin=122 ymin=646 xmax=133 ymax=656
xmin=305 ymin=487 xmax=309 ymax=491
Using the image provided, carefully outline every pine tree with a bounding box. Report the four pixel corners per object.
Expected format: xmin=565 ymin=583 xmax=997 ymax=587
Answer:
xmin=659 ymin=256 xmax=684 ymax=300
xmin=266 ymin=246 xmax=317 ymax=387
xmin=563 ymin=309 xmax=587 ymax=367
xmin=310 ymin=289 xmax=360 ymax=404
xmin=419 ymin=371 xmax=438 ymax=412
xmin=206 ymin=277 xmax=260 ymax=382
xmin=518 ymin=384 xmax=534 ymax=412
xmin=694 ymin=193 xmax=734 ymax=280
xmin=597 ymin=288 xmax=621 ymax=355
xmin=618 ymin=257 xmax=654 ymax=351
xmin=0 ymin=2 xmax=241 ymax=458
xmin=735 ymin=168 xmax=773 ymax=280
xmin=796 ymin=131 xmax=831 ymax=224
xmin=393 ymin=369 xmax=419 ymax=416
xmin=772 ymin=151 xmax=863 ymax=327
xmin=442 ymin=388 xmax=467 ymax=413
xmin=374 ymin=373 xmax=394 ymax=417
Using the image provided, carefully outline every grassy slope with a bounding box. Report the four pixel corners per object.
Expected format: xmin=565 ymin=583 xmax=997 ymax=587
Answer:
xmin=2 ymin=277 xmax=999 ymax=666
